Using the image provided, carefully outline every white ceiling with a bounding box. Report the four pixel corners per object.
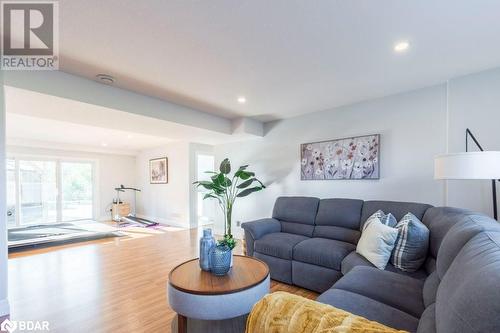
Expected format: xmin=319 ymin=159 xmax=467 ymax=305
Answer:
xmin=58 ymin=0 xmax=500 ymax=122
xmin=6 ymin=113 xmax=174 ymax=155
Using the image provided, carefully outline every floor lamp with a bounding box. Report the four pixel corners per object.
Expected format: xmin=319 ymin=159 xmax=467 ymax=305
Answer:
xmin=435 ymin=128 xmax=500 ymax=221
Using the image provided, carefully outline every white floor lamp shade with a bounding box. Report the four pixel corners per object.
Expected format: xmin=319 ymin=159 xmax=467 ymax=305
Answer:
xmin=435 ymin=152 xmax=500 ymax=180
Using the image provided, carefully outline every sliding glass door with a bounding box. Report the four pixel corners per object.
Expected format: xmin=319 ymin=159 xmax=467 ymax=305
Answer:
xmin=19 ymin=160 xmax=58 ymax=225
xmin=61 ymin=162 xmax=93 ymax=221
xmin=6 ymin=157 xmax=95 ymax=228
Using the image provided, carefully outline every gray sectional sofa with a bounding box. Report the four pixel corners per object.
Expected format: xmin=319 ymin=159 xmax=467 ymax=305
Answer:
xmin=242 ymin=196 xmax=500 ymax=333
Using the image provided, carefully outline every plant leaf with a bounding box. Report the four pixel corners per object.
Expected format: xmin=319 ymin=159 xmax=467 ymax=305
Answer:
xmin=203 ymin=193 xmax=218 ymax=200
xmin=236 ymin=186 xmax=263 ymax=197
xmin=211 ymin=173 xmax=224 ymax=187
xmin=237 ymin=171 xmax=254 ymax=180
xmin=236 ymin=178 xmax=254 ymax=189
xmin=220 ymin=158 xmax=231 ymax=174
xmin=222 ymin=177 xmax=232 ymax=187
xmin=254 ymin=178 xmax=266 ymax=188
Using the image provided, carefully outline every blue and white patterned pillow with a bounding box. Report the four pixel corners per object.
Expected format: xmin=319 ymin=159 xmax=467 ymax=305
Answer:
xmin=390 ymin=213 xmax=430 ymax=272
xmin=362 ymin=210 xmax=397 ymax=231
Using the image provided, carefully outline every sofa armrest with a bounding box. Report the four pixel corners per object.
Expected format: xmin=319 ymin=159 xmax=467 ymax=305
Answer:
xmin=242 ymin=218 xmax=281 ymax=240
xmin=241 ymin=218 xmax=281 ymax=256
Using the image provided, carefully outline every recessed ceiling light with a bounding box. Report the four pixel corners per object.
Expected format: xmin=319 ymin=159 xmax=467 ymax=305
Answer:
xmin=101 ymin=142 xmax=108 ymax=147
xmin=96 ymin=74 xmax=115 ymax=85
xmin=394 ymin=41 xmax=410 ymax=53
xmin=237 ymin=96 xmax=246 ymax=104
xmin=127 ymin=134 xmax=133 ymax=139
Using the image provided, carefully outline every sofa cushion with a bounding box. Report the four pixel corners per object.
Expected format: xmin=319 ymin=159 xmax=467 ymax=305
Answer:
xmin=273 ymin=196 xmax=320 ymax=237
xmin=361 ymin=200 xmax=432 ymax=229
xmin=390 ymin=213 xmax=430 ymax=272
xmin=315 ymin=198 xmax=364 ymax=229
xmin=417 ymin=303 xmax=436 ymax=333
xmin=254 ymin=232 xmax=308 ymax=260
xmin=280 ymin=221 xmax=314 ymax=237
xmin=313 ymin=198 xmax=363 ymax=243
xmin=292 ymin=238 xmax=355 ymax=270
xmin=436 ymin=214 xmax=500 ymax=279
xmin=332 ymin=266 xmax=425 ymax=318
xmin=436 ymin=231 xmax=500 ymax=333
xmin=317 ymin=289 xmax=419 ymax=332
xmin=422 ymin=207 xmax=469 ymax=259
xmin=341 ymin=251 xmax=428 ymax=279
xmin=313 ymin=226 xmax=361 ymax=244
xmin=272 ymin=196 xmax=319 ymax=224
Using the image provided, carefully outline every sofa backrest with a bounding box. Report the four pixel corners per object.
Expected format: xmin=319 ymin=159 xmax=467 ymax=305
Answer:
xmin=435 ymin=212 xmax=500 ymax=279
xmin=421 ymin=207 xmax=470 ymax=274
xmin=435 ymin=230 xmax=500 ymax=332
xmin=272 ymin=196 xmax=319 ymax=237
xmin=313 ymin=198 xmax=364 ymax=244
xmin=418 ymin=209 xmax=500 ymax=333
xmin=360 ymin=200 xmax=432 ymax=229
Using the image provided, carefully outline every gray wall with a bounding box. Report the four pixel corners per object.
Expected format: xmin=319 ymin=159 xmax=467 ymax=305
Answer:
xmin=214 ymin=67 xmax=500 ymax=237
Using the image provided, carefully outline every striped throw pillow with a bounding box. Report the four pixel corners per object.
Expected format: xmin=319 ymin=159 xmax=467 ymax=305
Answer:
xmin=362 ymin=210 xmax=397 ymax=231
xmin=390 ymin=213 xmax=430 ymax=272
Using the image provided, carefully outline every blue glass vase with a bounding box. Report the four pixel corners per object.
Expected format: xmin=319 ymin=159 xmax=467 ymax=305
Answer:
xmin=199 ymin=228 xmax=216 ymax=271
xmin=209 ymin=244 xmax=232 ymax=276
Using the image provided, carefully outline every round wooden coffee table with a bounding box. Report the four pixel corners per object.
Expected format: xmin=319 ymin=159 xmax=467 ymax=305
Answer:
xmin=168 ymin=255 xmax=270 ymax=333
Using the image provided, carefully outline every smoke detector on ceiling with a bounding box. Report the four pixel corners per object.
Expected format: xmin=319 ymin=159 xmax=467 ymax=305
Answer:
xmin=96 ymin=74 xmax=115 ymax=85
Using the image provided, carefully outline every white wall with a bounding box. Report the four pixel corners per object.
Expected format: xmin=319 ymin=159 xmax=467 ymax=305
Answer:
xmin=215 ymin=85 xmax=448 ymax=237
xmin=447 ymin=68 xmax=500 ymax=216
xmin=0 ymin=69 xmax=9 ymax=316
xmin=189 ymin=143 xmax=216 ymax=228
xmin=136 ymin=142 xmax=191 ymax=227
xmin=5 ymin=146 xmax=136 ymax=221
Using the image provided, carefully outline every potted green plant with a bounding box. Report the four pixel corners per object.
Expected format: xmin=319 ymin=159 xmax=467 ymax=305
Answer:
xmin=193 ymin=158 xmax=265 ymax=263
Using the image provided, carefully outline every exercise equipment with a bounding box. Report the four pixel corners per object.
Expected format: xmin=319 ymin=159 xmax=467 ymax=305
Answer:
xmin=113 ymin=185 xmax=159 ymax=227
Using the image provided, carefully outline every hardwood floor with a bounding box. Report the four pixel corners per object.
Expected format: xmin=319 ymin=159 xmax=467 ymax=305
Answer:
xmin=7 ymin=225 xmax=318 ymax=332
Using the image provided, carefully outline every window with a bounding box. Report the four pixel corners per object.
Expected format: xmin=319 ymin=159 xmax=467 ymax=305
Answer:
xmin=6 ymin=156 xmax=95 ymax=228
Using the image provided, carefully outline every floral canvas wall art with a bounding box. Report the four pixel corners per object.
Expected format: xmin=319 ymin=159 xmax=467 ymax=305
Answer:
xmin=301 ymin=134 xmax=380 ymax=180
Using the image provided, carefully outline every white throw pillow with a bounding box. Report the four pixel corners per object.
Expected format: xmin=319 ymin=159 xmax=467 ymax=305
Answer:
xmin=356 ymin=217 xmax=399 ymax=269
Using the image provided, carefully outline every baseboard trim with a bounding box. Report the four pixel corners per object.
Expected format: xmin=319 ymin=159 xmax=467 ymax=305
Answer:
xmin=0 ymin=299 xmax=10 ymax=317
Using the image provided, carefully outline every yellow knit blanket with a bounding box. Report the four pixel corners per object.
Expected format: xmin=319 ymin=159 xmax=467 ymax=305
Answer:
xmin=246 ymin=292 xmax=408 ymax=333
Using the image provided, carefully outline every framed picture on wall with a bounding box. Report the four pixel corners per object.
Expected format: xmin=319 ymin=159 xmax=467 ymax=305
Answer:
xmin=301 ymin=134 xmax=380 ymax=180
xmin=150 ymin=157 xmax=168 ymax=184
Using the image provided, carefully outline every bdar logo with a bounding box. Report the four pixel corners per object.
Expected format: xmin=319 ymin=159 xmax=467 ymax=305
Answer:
xmin=0 ymin=319 xmax=17 ymax=333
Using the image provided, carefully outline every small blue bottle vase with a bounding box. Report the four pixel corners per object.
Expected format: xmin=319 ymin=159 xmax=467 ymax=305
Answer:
xmin=199 ymin=228 xmax=216 ymax=271
xmin=209 ymin=244 xmax=232 ymax=276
